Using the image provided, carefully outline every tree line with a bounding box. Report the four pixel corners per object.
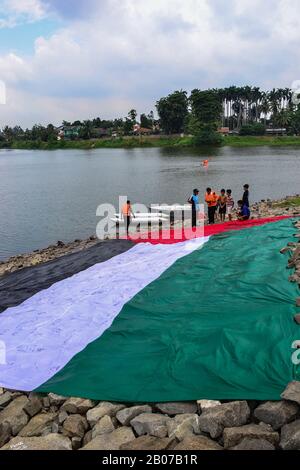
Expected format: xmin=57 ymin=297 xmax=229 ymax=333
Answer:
xmin=1 ymin=86 xmax=300 ymax=146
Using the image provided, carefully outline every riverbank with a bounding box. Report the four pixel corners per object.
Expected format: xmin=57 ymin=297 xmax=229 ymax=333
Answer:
xmin=1 ymin=195 xmax=299 ymax=277
xmin=3 ymin=135 xmax=300 ymax=150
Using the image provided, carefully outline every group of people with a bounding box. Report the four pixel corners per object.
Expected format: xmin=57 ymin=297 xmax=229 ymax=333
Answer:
xmin=189 ymin=184 xmax=250 ymax=226
xmin=121 ymin=184 xmax=251 ymax=235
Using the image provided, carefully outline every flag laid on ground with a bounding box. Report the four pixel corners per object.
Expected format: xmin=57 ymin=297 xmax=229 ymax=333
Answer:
xmin=0 ymin=217 xmax=299 ymax=401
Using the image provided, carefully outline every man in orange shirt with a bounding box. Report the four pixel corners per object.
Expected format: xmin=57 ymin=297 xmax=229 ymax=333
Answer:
xmin=205 ymin=188 xmax=218 ymax=224
xmin=122 ymin=200 xmax=135 ymax=235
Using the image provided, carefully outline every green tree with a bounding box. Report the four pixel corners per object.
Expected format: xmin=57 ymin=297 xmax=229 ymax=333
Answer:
xmin=188 ymin=89 xmax=223 ymax=145
xmin=156 ymin=90 xmax=188 ymax=134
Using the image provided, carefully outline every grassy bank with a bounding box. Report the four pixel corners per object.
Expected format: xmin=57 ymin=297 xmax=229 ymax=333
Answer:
xmin=2 ymin=135 xmax=300 ymax=150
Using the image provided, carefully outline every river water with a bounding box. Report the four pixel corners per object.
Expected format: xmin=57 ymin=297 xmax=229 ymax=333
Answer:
xmin=0 ymin=146 xmax=299 ymax=260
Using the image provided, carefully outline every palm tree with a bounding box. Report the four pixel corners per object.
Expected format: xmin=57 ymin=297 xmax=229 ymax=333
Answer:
xmin=260 ymin=92 xmax=270 ymax=127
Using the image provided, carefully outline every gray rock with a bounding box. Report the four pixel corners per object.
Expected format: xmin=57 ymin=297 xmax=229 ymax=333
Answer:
xmin=197 ymin=400 xmax=221 ymax=413
xmin=82 ymin=430 xmax=93 ymax=447
xmin=116 ymin=405 xmax=152 ymax=426
xmin=58 ymin=410 xmax=68 ymax=424
xmin=0 ymin=388 xmax=4 ymax=395
xmin=198 ymin=401 xmax=250 ymax=439
xmin=1 ymin=434 xmax=72 ymax=450
xmin=92 ymin=415 xmax=115 ymax=438
xmin=0 ymin=392 xmax=12 ymax=409
xmin=280 ymin=419 xmax=300 ymax=450
xmin=167 ymin=414 xmax=201 ymax=441
xmin=281 ymin=381 xmax=300 ymax=405
xmin=120 ymin=436 xmax=176 ymax=451
xmin=72 ymin=437 xmax=82 ymax=450
xmin=48 ymin=393 xmax=67 ymax=407
xmin=51 ymin=421 xmax=59 ymax=433
xmin=174 ymin=436 xmax=223 ymax=450
xmin=63 ymin=414 xmax=88 ymax=439
xmin=19 ymin=413 xmax=56 ymax=437
xmin=230 ymin=438 xmax=276 ymax=450
xmin=23 ymin=394 xmax=43 ymax=418
xmin=86 ymin=402 xmax=125 ymax=427
xmin=223 ymin=423 xmax=279 ymax=449
xmin=61 ymin=397 xmax=96 ymax=415
xmin=42 ymin=397 xmax=50 ymax=408
xmin=0 ymin=422 xmax=11 ymax=448
xmin=155 ymin=402 xmax=197 ymax=415
xmin=131 ymin=413 xmax=171 ymax=438
xmin=0 ymin=396 xmax=29 ymax=436
xmin=254 ymin=401 xmax=299 ymax=430
xmin=80 ymin=427 xmax=135 ymax=450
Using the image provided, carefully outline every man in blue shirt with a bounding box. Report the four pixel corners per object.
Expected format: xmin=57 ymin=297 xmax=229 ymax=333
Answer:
xmin=237 ymin=200 xmax=250 ymax=220
xmin=188 ymin=188 xmax=200 ymax=227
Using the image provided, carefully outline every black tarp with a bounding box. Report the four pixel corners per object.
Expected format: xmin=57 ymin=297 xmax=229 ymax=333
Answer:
xmin=0 ymin=240 xmax=134 ymax=313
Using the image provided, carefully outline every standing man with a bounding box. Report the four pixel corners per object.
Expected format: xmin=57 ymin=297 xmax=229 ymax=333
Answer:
xmin=242 ymin=184 xmax=250 ymax=207
xmin=188 ymin=188 xmax=200 ymax=228
xmin=205 ymin=188 xmax=218 ymax=224
xmin=122 ymin=200 xmax=135 ymax=235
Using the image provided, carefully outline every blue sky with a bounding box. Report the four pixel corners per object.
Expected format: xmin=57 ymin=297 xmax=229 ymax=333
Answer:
xmin=0 ymin=0 xmax=299 ymax=127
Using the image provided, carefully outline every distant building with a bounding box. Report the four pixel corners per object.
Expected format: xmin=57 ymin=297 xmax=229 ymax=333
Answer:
xmin=133 ymin=124 xmax=153 ymax=135
xmin=266 ymin=128 xmax=287 ymax=135
xmin=91 ymin=128 xmax=110 ymax=138
xmin=218 ymin=127 xmax=230 ymax=135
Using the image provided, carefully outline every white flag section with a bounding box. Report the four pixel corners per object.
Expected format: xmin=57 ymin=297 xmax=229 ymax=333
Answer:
xmin=0 ymin=237 xmax=209 ymax=391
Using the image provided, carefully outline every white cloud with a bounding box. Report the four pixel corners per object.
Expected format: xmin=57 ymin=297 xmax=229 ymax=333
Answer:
xmin=1 ymin=0 xmax=300 ymax=126
xmin=0 ymin=0 xmax=47 ymax=28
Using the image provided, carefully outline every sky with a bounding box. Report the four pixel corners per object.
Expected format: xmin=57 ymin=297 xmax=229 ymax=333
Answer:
xmin=0 ymin=0 xmax=300 ymax=127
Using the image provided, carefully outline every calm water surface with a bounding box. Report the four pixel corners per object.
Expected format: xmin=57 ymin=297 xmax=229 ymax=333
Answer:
xmin=0 ymin=146 xmax=299 ymax=260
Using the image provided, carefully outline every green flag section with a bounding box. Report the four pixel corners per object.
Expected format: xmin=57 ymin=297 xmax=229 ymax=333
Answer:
xmin=37 ymin=219 xmax=300 ymax=402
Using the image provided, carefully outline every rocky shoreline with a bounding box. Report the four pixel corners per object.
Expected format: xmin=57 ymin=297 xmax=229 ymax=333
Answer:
xmin=1 ymin=195 xmax=300 ymax=277
xmin=0 ymin=197 xmax=300 ymax=451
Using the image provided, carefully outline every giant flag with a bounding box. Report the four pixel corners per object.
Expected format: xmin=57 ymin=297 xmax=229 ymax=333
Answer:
xmin=0 ymin=216 xmax=299 ymax=401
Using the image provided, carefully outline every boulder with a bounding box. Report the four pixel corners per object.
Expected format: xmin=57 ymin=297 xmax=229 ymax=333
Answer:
xmin=82 ymin=430 xmax=93 ymax=447
xmin=281 ymin=381 xmax=300 ymax=405
xmin=80 ymin=427 xmax=135 ymax=450
xmin=63 ymin=414 xmax=88 ymax=439
xmin=61 ymin=397 xmax=96 ymax=415
xmin=0 ymin=392 xmax=12 ymax=409
xmin=19 ymin=413 xmax=56 ymax=437
xmin=167 ymin=414 xmax=201 ymax=441
xmin=197 ymin=400 xmax=221 ymax=413
xmin=0 ymin=422 xmax=11 ymax=448
xmin=0 ymin=396 xmax=29 ymax=436
xmin=48 ymin=393 xmax=67 ymax=407
xmin=223 ymin=423 xmax=279 ymax=449
xmin=296 ymin=298 xmax=300 ymax=307
xmin=230 ymin=438 xmax=276 ymax=450
xmin=174 ymin=436 xmax=223 ymax=451
xmin=130 ymin=413 xmax=171 ymax=438
xmin=120 ymin=436 xmax=176 ymax=451
xmin=1 ymin=434 xmax=72 ymax=450
xmin=155 ymin=402 xmax=197 ymax=415
xmin=280 ymin=419 xmax=300 ymax=450
xmin=116 ymin=405 xmax=152 ymax=426
xmin=254 ymin=401 xmax=299 ymax=430
xmin=23 ymin=394 xmax=43 ymax=418
xmin=198 ymin=401 xmax=250 ymax=439
xmin=72 ymin=437 xmax=82 ymax=450
xmin=58 ymin=410 xmax=68 ymax=424
xmin=92 ymin=415 xmax=115 ymax=438
xmin=86 ymin=402 xmax=125 ymax=427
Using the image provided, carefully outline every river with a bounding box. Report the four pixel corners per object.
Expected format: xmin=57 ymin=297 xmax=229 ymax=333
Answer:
xmin=0 ymin=146 xmax=299 ymax=260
